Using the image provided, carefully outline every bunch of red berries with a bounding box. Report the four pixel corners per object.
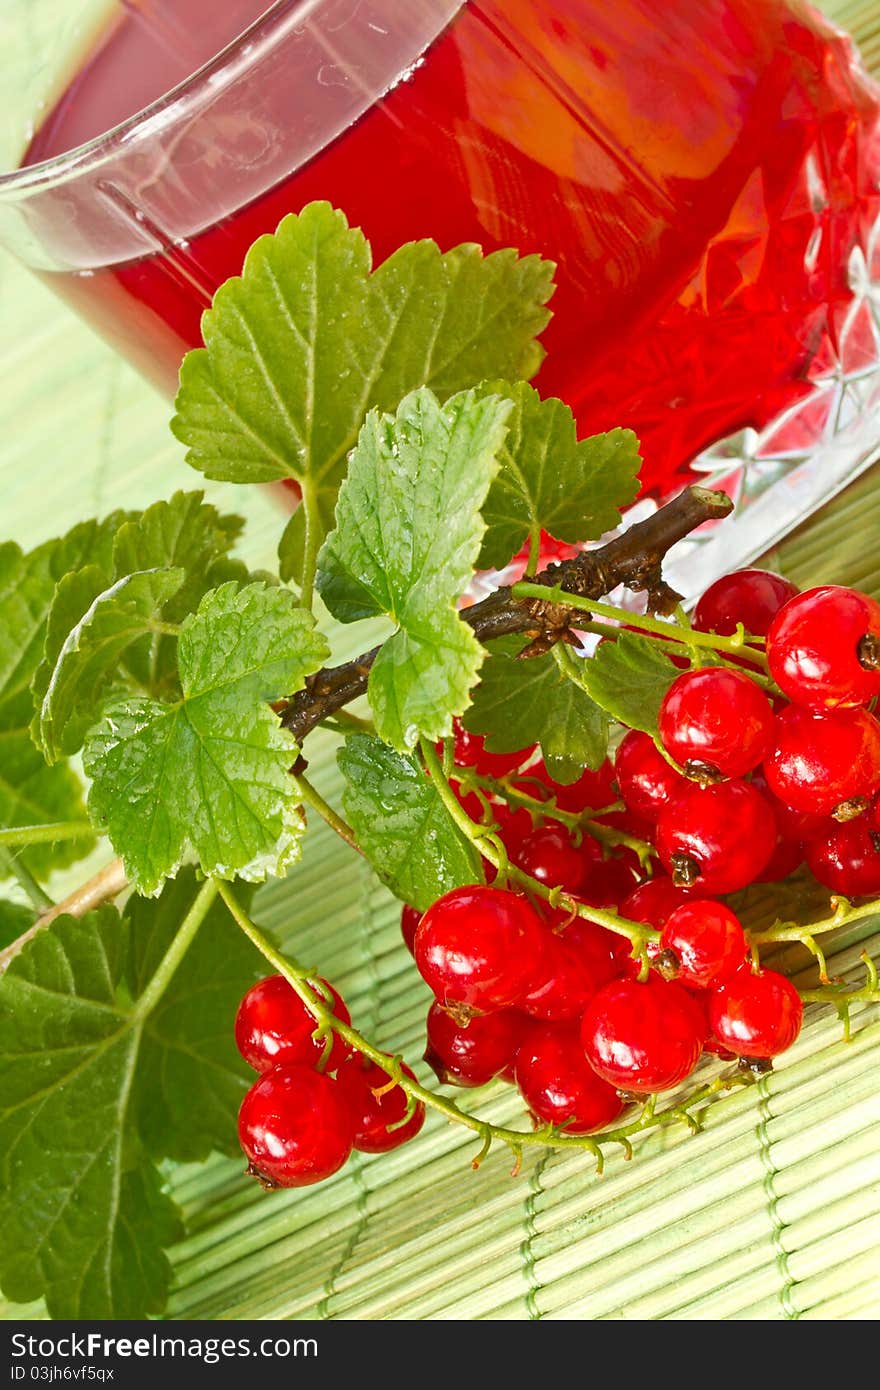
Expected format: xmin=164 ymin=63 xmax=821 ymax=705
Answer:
xmin=235 ymin=974 xmax=425 ymax=1188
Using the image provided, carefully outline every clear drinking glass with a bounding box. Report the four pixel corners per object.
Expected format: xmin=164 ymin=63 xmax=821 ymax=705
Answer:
xmin=0 ymin=0 xmax=879 ymax=595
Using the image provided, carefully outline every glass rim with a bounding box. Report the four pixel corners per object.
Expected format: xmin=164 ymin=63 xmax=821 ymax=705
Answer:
xmin=0 ymin=0 xmax=318 ymax=195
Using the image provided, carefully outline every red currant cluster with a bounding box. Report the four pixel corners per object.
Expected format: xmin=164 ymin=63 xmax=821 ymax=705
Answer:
xmin=403 ymin=571 xmax=880 ymax=1133
xmin=235 ymin=974 xmax=425 ymax=1188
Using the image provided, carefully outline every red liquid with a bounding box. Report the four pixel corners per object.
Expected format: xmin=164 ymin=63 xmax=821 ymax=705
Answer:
xmin=23 ymin=0 xmax=880 ymax=498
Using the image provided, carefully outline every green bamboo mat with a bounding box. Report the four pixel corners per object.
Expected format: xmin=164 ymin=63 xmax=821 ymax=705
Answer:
xmin=1 ymin=0 xmax=879 ymax=1323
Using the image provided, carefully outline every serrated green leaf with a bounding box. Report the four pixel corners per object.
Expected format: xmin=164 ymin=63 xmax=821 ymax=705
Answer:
xmin=0 ymin=906 xmax=181 ymax=1318
xmin=463 ymin=636 xmax=610 ymax=783
xmin=576 ymin=630 xmax=682 ymax=735
xmin=33 ymin=568 xmax=185 ymax=763
xmin=171 ymin=202 xmax=553 ymax=569
xmin=0 ymin=899 xmax=31 ymax=950
xmin=317 ymin=388 xmax=510 ymax=749
xmin=476 ymin=383 xmax=643 ymax=571
xmin=0 ymin=690 xmax=95 ymax=879
xmin=83 ymin=583 xmax=328 ymax=895
xmin=0 ymin=870 xmax=263 ymax=1319
xmin=338 ymin=734 xmax=483 ymax=911
xmin=0 ymin=511 xmax=134 ymax=707
xmin=126 ymin=874 xmax=262 ymax=1162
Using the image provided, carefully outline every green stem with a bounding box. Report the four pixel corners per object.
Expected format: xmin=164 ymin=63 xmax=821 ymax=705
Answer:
xmin=322 ymin=710 xmax=376 ymax=737
xmin=512 ymin=582 xmax=771 ymax=672
xmin=298 ymin=480 xmax=322 ymax=612
xmin=145 ymin=620 xmax=182 ymax=638
xmin=216 ymin=880 xmax=744 ymax=1169
xmin=750 ymin=894 xmax=880 ymax=945
xmin=0 ymin=821 xmax=93 ymax=849
xmin=525 ymin=522 xmax=542 ymax=578
xmin=132 ymin=878 xmax=219 ymax=1021
xmin=0 ymin=847 xmax=53 ymax=912
xmin=453 ymin=767 xmax=656 ymax=867
xmin=293 ymin=772 xmax=362 ymax=855
xmin=420 ymin=739 xmax=655 ymax=950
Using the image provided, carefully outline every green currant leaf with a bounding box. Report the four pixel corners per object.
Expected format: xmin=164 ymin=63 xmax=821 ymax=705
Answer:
xmin=0 ymin=899 xmax=32 ymax=950
xmin=0 ymin=511 xmax=134 ymax=707
xmin=32 ymin=568 xmax=185 ymax=764
xmin=338 ymin=734 xmax=484 ymax=912
xmin=317 ymin=388 xmax=511 ymax=750
xmin=83 ymin=583 xmax=328 ymax=895
xmin=576 ymin=630 xmax=682 ymax=735
xmin=0 ymin=690 xmax=95 ymax=880
xmin=463 ymin=636 xmax=610 ymax=783
xmin=170 ymin=202 xmax=553 ymax=571
xmin=126 ymin=872 xmax=262 ymax=1163
xmin=476 ymin=383 xmax=643 ymax=572
xmin=0 ymin=906 xmax=181 ymax=1319
xmin=0 ymin=869 xmax=263 ymax=1320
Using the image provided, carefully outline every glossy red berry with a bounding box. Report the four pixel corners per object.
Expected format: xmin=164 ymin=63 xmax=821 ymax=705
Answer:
xmin=619 ymin=877 xmax=694 ymax=930
xmin=234 ymin=975 xmax=352 ymax=1074
xmin=553 ymin=910 xmax=630 ymax=980
xmin=655 ymin=779 xmax=776 ymax=894
xmin=693 ymin=568 xmax=799 ymax=637
xmin=805 ymin=818 xmax=880 ymax=897
xmin=754 ymin=837 xmax=804 ymax=883
xmin=614 ymin=729 xmax=688 ymax=820
xmin=750 ymin=767 xmax=830 ymax=843
xmin=762 ymin=704 xmax=880 ymax=815
xmin=519 ymin=929 xmax=607 ymax=1022
xmin=414 ymin=885 xmax=546 ymax=1017
xmin=657 ymin=900 xmax=748 ymax=989
xmin=448 ymin=718 xmax=534 ymax=778
xmin=709 ymin=968 xmax=803 ymax=1059
xmin=579 ymin=854 xmax=641 ymax=908
xmin=580 ymin=976 xmax=704 ymax=1094
xmin=238 ymin=1065 xmax=355 ymax=1188
xmin=658 ymin=668 xmax=774 ymax=780
xmin=335 ymin=1056 xmax=426 ymax=1153
xmin=424 ymin=1002 xmax=524 ymax=1087
xmin=524 ymin=758 xmax=617 ymax=814
xmin=515 ymin=1022 xmax=625 ymax=1133
xmin=400 ymin=905 xmax=421 ymax=956
xmin=766 ymin=585 xmax=880 ymax=710
xmin=514 ymin=824 xmax=585 ymax=892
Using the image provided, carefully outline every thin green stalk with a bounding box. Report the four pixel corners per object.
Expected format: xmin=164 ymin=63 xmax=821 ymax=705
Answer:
xmin=0 ymin=847 xmax=52 ymax=912
xmin=216 ymin=880 xmax=746 ymax=1171
xmin=751 ymin=893 xmax=880 ymax=944
xmin=293 ymin=772 xmax=362 ymax=855
xmin=525 ymin=522 xmax=542 ymax=578
xmin=420 ymin=738 xmax=655 ymax=950
xmin=322 ymin=709 xmax=376 ymax=737
xmin=133 ymin=877 xmax=219 ymax=1020
xmin=512 ymin=581 xmax=771 ymax=672
xmin=0 ymin=821 xmax=93 ymax=849
xmin=145 ymin=620 xmax=182 ymax=638
xmin=298 ymin=479 xmax=322 ymax=612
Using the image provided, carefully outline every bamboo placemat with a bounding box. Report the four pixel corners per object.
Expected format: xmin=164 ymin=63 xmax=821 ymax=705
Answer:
xmin=0 ymin=0 xmax=878 ymax=1322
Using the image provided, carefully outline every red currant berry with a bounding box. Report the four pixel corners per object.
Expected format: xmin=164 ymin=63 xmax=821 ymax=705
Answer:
xmin=805 ymin=818 xmax=880 ymax=897
xmin=657 ymin=900 xmax=748 ymax=989
xmin=514 ymin=824 xmax=585 ymax=892
xmin=400 ymin=904 xmax=421 ymax=956
xmin=234 ymin=975 xmax=352 ymax=1074
xmin=524 ymin=758 xmax=617 ymax=814
xmin=580 ymin=854 xmax=641 ymax=908
xmin=424 ymin=1002 xmax=524 ymax=1088
xmin=750 ymin=768 xmax=830 ymax=843
xmin=659 ymin=668 xmax=774 ymax=780
xmin=519 ymin=930 xmax=607 ymax=1022
xmin=238 ymin=1065 xmax=355 ymax=1188
xmin=693 ymin=568 xmax=799 ymax=637
xmin=414 ymin=885 xmax=546 ymax=1018
xmin=580 ymin=976 xmax=704 ymax=1094
xmin=490 ymin=801 xmax=534 ymax=857
xmin=448 ymin=719 xmax=534 ymax=778
xmin=754 ymin=837 xmax=804 ymax=883
xmin=552 ymin=909 xmax=630 ymax=980
xmin=762 ymin=704 xmax=880 ymax=816
xmin=766 ymin=585 xmax=880 ymax=710
xmin=515 ymin=1022 xmax=625 ymax=1133
xmin=655 ymin=779 xmax=776 ymax=894
xmin=709 ymin=968 xmax=803 ymax=1059
xmin=620 ymin=877 xmax=694 ymax=930
xmin=335 ymin=1056 xmax=426 ymax=1153
xmin=614 ymin=729 xmax=688 ymax=820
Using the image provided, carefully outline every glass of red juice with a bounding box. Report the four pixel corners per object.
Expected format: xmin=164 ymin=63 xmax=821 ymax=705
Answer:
xmin=0 ymin=0 xmax=879 ymax=593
